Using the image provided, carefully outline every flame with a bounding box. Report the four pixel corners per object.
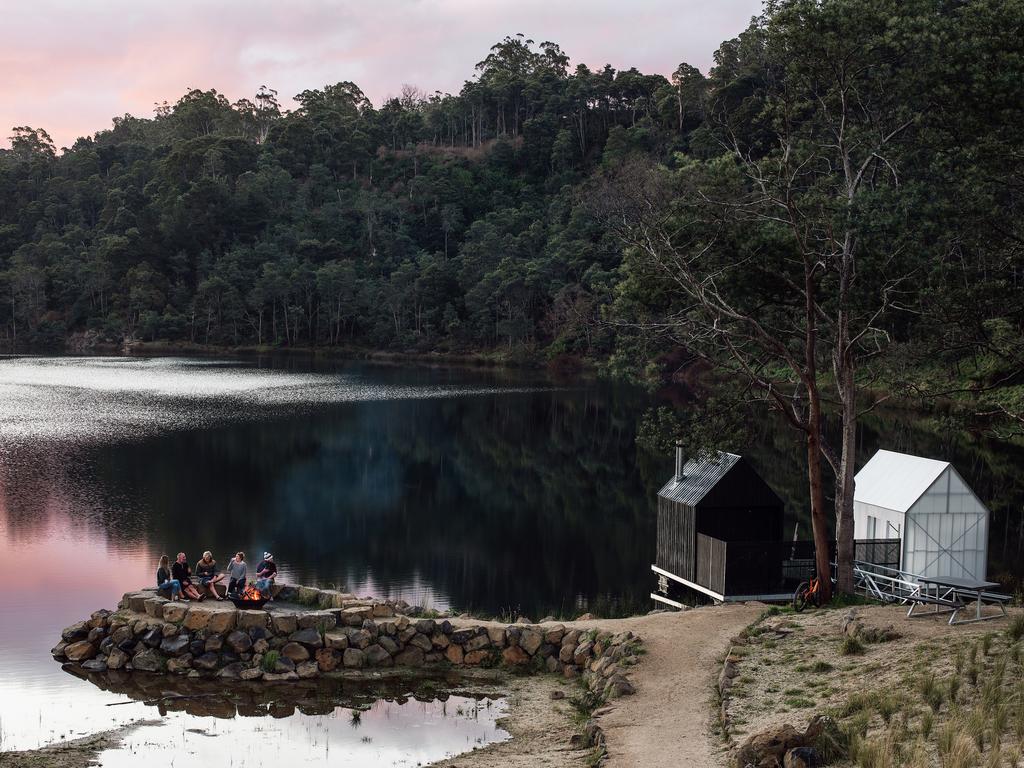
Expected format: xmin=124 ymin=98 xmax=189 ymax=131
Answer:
xmin=236 ymin=583 xmax=263 ymax=601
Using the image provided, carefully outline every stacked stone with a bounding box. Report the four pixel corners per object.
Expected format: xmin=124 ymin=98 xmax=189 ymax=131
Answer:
xmin=51 ymin=588 xmax=642 ymax=694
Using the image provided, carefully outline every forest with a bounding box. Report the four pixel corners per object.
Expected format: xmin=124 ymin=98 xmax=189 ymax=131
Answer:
xmin=0 ymin=0 xmax=1022 ymax=412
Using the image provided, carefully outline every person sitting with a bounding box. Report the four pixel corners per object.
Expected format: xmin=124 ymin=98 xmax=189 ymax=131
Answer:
xmin=195 ymin=551 xmax=225 ymax=601
xmin=255 ymin=552 xmax=277 ymax=600
xmin=171 ymin=552 xmax=204 ymax=601
xmin=226 ymin=551 xmax=247 ymax=596
xmin=156 ymin=555 xmax=182 ymax=601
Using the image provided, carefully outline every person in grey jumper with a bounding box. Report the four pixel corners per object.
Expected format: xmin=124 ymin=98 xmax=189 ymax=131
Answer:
xmin=226 ymin=552 xmax=247 ymax=596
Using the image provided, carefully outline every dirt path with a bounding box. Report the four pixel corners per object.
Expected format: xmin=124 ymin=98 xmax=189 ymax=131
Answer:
xmin=599 ymin=603 xmax=765 ymax=768
xmin=432 ymin=603 xmax=765 ymax=768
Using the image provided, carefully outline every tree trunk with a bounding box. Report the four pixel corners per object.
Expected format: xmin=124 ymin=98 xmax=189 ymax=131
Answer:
xmin=834 ymin=318 xmax=857 ymax=594
xmin=805 ymin=267 xmax=833 ymax=603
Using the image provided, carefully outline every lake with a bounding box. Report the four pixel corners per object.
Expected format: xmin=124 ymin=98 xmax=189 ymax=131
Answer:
xmin=1 ymin=354 xmax=1022 ymax=760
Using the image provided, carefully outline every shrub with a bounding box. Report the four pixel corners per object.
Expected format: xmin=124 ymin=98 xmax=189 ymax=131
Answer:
xmin=1007 ymin=613 xmax=1024 ymax=643
xmin=840 ymin=636 xmax=865 ymax=656
xmin=261 ymin=650 xmax=280 ymax=672
xmin=811 ymin=660 xmax=834 ymax=674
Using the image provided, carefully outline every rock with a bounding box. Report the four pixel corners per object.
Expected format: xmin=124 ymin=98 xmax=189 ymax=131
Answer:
xmin=559 ymin=644 xmax=577 ymax=663
xmin=562 ymin=629 xmax=582 ymax=646
xmin=734 ymin=724 xmax=805 ymax=768
xmin=343 ymin=648 xmax=366 ymax=668
xmin=160 ymin=635 xmax=191 ymax=656
xmin=167 ymin=654 xmax=193 ymax=674
xmin=189 ymin=640 xmax=206 ymax=656
xmin=324 ymin=631 xmax=350 ymax=651
xmin=519 ymin=629 xmax=543 ymax=655
xmin=218 ymin=662 xmax=245 ymax=680
xmin=162 ymin=603 xmax=188 ymax=623
xmin=298 ymin=611 xmax=337 ymax=630
xmin=415 ymin=619 xmax=436 ymax=635
xmin=273 ymin=657 xmax=295 ymax=673
xmin=550 ymin=689 xmax=566 ymax=700
xmin=252 ymin=638 xmax=269 ymax=655
xmin=192 ymin=652 xmax=221 ymax=671
xmin=378 ymin=636 xmax=399 ymax=655
xmin=394 ymin=614 xmax=410 ymax=631
xmin=281 ymin=642 xmax=310 ymax=662
xmin=604 ymin=675 xmax=636 ymax=698
xmin=544 ymin=625 xmax=566 ymax=644
xmin=408 ymin=633 xmax=433 ymax=651
xmin=237 ymin=610 xmax=267 ymax=630
xmin=107 ymin=648 xmax=129 ymax=670
xmin=515 ymin=616 xmax=533 ymax=625
xmin=315 ymin=648 xmax=341 ymax=672
xmin=49 ymin=641 xmax=67 ymax=659
xmin=464 ymin=634 xmax=490 ymax=653
xmin=88 ymin=627 xmax=107 ymax=643
xmin=65 ymin=641 xmax=98 ymax=662
xmin=465 ymin=649 xmax=489 ymax=665
xmin=563 ymin=665 xmax=579 ymax=679
xmin=289 ymin=628 xmax=323 ymax=649
xmin=297 ymin=586 xmax=321 ymax=605
xmin=539 ymin=615 xmax=557 ymax=624
xmin=296 ymin=661 xmax=319 ymax=679
xmin=61 ymin=622 xmax=90 ymax=643
xmin=573 ymin=641 xmax=594 ymax=666
xmin=183 ymin=609 xmax=211 ymax=631
xmin=341 ymin=606 xmax=373 ymax=626
xmin=372 ymin=603 xmax=394 ymax=618
xmin=111 ymin=626 xmax=133 ymax=646
xmin=445 ymin=644 xmax=464 ymax=665
xmin=160 ymin=623 xmax=177 ymax=638
xmin=450 ymin=629 xmax=477 ymax=645
xmin=207 ymin=610 xmax=237 ymax=634
xmin=487 ymin=627 xmax=507 ymax=648
xmin=317 ymin=590 xmax=344 ymax=609
xmin=361 ymin=619 xmax=379 ymax=639
xmin=365 ymin=644 xmax=393 ymax=667
xmin=132 ymin=648 xmax=165 ymax=672
xmin=349 ymin=629 xmax=373 ymax=649
xmin=144 ymin=596 xmax=168 ymax=618
xmin=505 ymin=627 xmax=520 ymax=647
xmin=240 ymin=667 xmax=263 ymax=681
xmin=81 ymin=658 xmax=108 ymax=672
xmin=502 ymin=646 xmax=530 ymax=666
xmin=546 ymin=656 xmax=560 ymax=673
xmin=430 ymin=631 xmax=450 ymax=649
xmin=226 ymin=630 xmax=253 ymax=654
xmin=394 ymin=646 xmax=425 ymax=667
xmin=271 ymin=613 xmax=298 ymax=635
xmin=262 ymin=671 xmax=299 ymax=682
xmin=576 ymin=613 xmax=596 ymax=621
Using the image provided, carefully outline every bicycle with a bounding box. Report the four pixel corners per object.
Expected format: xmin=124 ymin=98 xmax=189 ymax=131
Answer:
xmin=793 ymin=576 xmax=826 ymax=612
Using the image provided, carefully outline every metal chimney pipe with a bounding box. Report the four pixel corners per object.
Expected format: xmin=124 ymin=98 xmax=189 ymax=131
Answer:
xmin=675 ymin=444 xmax=684 ymax=481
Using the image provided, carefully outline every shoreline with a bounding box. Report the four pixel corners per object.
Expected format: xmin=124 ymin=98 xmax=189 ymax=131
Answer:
xmin=0 ymin=719 xmax=161 ymax=768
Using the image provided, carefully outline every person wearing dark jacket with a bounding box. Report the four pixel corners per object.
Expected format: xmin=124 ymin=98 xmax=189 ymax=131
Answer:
xmin=255 ymin=552 xmax=277 ymax=599
xmin=156 ymin=555 xmax=182 ymax=600
xmin=172 ymin=552 xmax=203 ymax=601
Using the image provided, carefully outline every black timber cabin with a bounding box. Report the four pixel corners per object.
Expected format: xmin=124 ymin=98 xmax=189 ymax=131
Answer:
xmin=652 ymin=449 xmax=788 ymax=604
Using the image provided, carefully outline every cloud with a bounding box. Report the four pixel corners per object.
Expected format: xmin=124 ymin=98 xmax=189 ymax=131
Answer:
xmin=1 ymin=0 xmax=762 ymax=150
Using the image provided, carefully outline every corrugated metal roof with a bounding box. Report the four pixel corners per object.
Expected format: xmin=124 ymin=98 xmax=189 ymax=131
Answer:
xmin=658 ymin=451 xmax=741 ymax=506
xmin=854 ymin=449 xmax=950 ymax=514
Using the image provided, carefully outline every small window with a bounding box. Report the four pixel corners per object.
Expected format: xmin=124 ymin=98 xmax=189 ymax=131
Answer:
xmin=867 ymin=515 xmax=877 ymax=538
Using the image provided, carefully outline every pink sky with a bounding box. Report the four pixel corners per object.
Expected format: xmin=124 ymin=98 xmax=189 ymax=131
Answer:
xmin=1 ymin=0 xmax=763 ymax=151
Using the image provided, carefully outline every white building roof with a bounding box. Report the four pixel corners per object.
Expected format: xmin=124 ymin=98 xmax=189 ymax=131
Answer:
xmin=854 ymin=449 xmax=950 ymax=514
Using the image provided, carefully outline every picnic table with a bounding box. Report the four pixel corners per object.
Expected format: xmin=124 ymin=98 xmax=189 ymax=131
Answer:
xmin=908 ymin=575 xmax=1010 ymax=626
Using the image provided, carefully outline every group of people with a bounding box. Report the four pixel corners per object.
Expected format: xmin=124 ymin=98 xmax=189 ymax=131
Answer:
xmin=156 ymin=551 xmax=277 ymax=602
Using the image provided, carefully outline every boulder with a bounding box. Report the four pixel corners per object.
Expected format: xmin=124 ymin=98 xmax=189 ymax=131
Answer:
xmin=544 ymin=625 xmax=566 ymax=644
xmin=111 ymin=626 xmax=133 ymax=646
xmin=106 ymin=648 xmax=129 ymax=670
xmin=159 ymin=635 xmax=191 ymax=656
xmin=464 ymin=649 xmax=489 ymax=665
xmin=144 ymin=597 xmax=168 ymax=618
xmin=519 ymin=629 xmax=543 ymax=655
xmin=132 ymin=648 xmax=165 ymax=672
xmin=414 ymin=619 xmax=436 ymax=635
xmin=604 ymin=675 xmax=636 ymax=698
xmin=192 ymin=652 xmax=221 ymax=671
xmin=271 ymin=613 xmax=298 ymax=635
xmin=315 ymin=648 xmax=341 ymax=672
xmin=252 ymin=638 xmax=269 ymax=655
xmin=502 ymin=646 xmax=530 ymax=666
xmin=183 ymin=609 xmax=211 ymax=631
xmin=206 ymin=635 xmax=225 ymax=653
xmin=289 ymin=628 xmax=323 ymax=649
xmin=87 ymin=627 xmax=107 ymax=643
xmin=408 ymin=633 xmax=433 ymax=652
xmin=784 ymin=748 xmax=820 ymax=768
xmin=372 ymin=603 xmax=395 ymax=619
xmin=365 ymin=644 xmax=393 ymax=667
xmin=81 ymin=659 xmax=108 ymax=673
xmin=361 ymin=619 xmax=379 ymax=639
xmin=273 ymin=658 xmax=296 ymax=673
xmin=298 ymin=611 xmax=337 ymax=630
xmin=317 ymin=590 xmax=344 ymax=609
xmin=248 ymin=626 xmax=269 ymax=642
xmin=394 ymin=615 xmax=410 ymax=631
xmin=226 ymin=631 xmax=253 ymax=654
xmin=445 ymin=644 xmax=464 ymax=665
xmin=50 ymin=641 xmax=68 ymax=659
xmin=281 ymin=642 xmax=310 ymax=662
xmin=430 ymin=631 xmax=450 ymax=649
xmin=464 ymin=634 xmax=490 ymax=653
xmin=341 ymin=606 xmax=373 ymax=626
xmin=573 ymin=641 xmax=594 ymax=666
xmin=324 ymin=631 xmax=350 ymax=651
xmin=128 ymin=593 xmax=150 ymax=613
xmin=297 ymin=586 xmax=321 ymax=605
xmin=61 ymin=622 xmax=89 ymax=643
xmin=562 ymin=629 xmax=582 ymax=647
xmin=487 ymin=627 xmax=507 ymax=648
xmin=343 ymin=648 xmax=366 ymax=668
xmin=207 ymin=609 xmax=238 ymax=634
xmin=162 ymin=603 xmax=188 ymax=623
xmin=218 ymin=662 xmax=245 ymax=680
xmin=546 ymin=656 xmax=560 ymax=673
xmin=141 ymin=628 xmax=163 ymax=648
xmin=296 ymin=661 xmax=319 ymax=679
xmin=576 ymin=613 xmax=596 ymax=621
xmin=394 ymin=646 xmax=425 ymax=667
xmin=378 ymin=636 xmax=400 ymax=655
xmin=167 ymin=654 xmax=193 ymax=674
xmin=262 ymin=671 xmax=300 ymax=682
xmin=160 ymin=623 xmax=177 ymax=638
xmin=240 ymin=668 xmax=263 ymax=681
xmin=237 ymin=610 xmax=267 ymax=630
xmin=449 ymin=629 xmax=477 ymax=645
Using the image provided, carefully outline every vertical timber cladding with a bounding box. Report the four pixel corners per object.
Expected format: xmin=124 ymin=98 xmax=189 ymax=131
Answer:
xmin=656 ymin=495 xmax=695 ymax=580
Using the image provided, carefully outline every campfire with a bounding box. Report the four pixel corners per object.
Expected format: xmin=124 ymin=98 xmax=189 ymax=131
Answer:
xmin=229 ymin=583 xmax=268 ymax=609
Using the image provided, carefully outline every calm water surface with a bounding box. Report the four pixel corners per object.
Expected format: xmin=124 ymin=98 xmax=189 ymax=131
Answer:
xmin=1 ymin=354 xmax=1022 ymax=759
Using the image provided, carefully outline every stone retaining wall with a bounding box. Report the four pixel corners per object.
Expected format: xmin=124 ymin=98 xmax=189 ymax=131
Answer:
xmin=51 ymin=586 xmax=641 ymax=702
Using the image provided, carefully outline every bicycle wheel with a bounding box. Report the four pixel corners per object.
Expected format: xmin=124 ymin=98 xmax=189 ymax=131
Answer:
xmin=793 ymin=582 xmax=809 ymax=612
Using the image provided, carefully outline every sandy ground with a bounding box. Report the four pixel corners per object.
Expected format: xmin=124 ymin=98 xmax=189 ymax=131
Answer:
xmin=431 ymin=603 xmax=766 ymax=768
xmin=0 ymin=720 xmax=159 ymax=768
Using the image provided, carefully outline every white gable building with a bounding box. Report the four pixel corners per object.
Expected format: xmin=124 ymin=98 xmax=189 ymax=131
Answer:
xmin=853 ymin=449 xmax=990 ymax=580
